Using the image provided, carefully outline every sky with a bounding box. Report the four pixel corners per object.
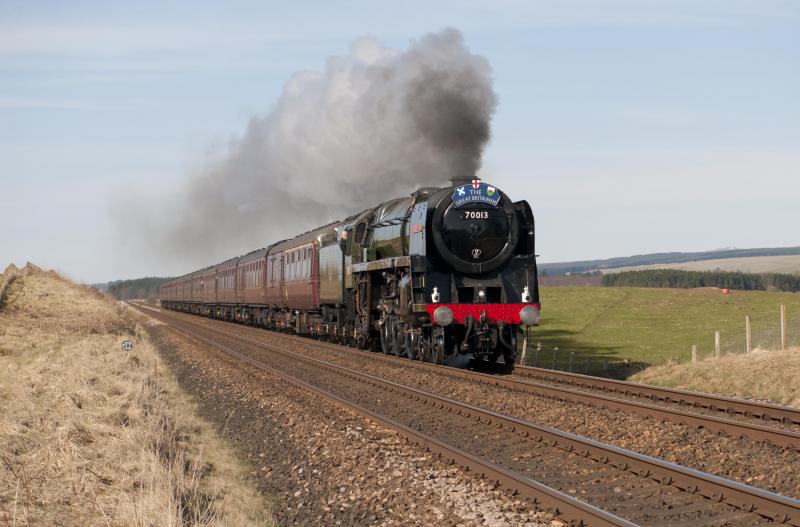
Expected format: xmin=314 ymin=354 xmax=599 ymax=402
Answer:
xmin=2 ymin=0 xmax=798 ymax=282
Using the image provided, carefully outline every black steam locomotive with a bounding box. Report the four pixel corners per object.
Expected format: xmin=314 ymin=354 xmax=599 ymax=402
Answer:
xmin=160 ymin=177 xmax=540 ymax=370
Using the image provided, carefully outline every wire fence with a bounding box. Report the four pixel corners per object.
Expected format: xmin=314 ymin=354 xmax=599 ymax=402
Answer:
xmin=518 ymin=304 xmax=799 ymax=378
xmin=694 ymin=307 xmax=799 ymax=361
xmin=789 ymin=316 xmax=800 ymax=349
xmin=517 ymin=337 xmax=646 ymax=379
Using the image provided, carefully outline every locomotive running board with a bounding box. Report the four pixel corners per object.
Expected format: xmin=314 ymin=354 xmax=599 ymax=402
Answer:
xmin=350 ymin=255 xmax=410 ymax=273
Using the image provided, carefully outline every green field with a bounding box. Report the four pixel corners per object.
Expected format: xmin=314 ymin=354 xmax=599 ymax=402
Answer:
xmin=523 ymin=287 xmax=800 ymax=376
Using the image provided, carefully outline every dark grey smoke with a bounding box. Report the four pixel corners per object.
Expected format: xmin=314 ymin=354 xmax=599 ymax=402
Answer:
xmin=120 ymin=29 xmax=496 ymax=273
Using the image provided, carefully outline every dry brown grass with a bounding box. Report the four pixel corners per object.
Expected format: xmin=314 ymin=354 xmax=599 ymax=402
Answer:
xmin=0 ymin=263 xmax=24 ymax=309
xmin=0 ymin=267 xmax=275 ymax=526
xmin=631 ymin=347 xmax=800 ymax=407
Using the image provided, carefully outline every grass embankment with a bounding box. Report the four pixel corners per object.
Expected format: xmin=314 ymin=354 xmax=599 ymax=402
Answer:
xmin=631 ymin=348 xmax=800 ymax=407
xmin=532 ymin=287 xmax=800 ymax=369
xmin=0 ymin=265 xmax=274 ymax=526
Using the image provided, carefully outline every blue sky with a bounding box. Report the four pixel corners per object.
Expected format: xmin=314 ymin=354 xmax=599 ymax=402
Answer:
xmin=2 ymin=0 xmax=798 ymax=282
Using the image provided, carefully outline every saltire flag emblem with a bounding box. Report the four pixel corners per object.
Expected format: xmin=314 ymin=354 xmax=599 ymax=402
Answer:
xmin=452 ymin=180 xmax=503 ymax=208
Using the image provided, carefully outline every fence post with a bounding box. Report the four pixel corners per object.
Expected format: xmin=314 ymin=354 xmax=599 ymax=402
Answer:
xmin=781 ymin=304 xmax=787 ymax=351
xmin=714 ymin=331 xmax=720 ymax=358
xmin=534 ymin=342 xmax=541 ymax=367
xmin=745 ymin=315 xmax=752 ymax=354
xmin=568 ymin=352 xmax=574 ymax=372
xmin=519 ymin=330 xmax=528 ymax=365
xmin=691 ymin=345 xmax=697 ymax=363
xmin=552 ymin=347 xmax=558 ymax=370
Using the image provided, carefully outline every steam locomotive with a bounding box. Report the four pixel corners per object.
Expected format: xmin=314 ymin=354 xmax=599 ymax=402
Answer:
xmin=159 ymin=178 xmax=540 ymax=369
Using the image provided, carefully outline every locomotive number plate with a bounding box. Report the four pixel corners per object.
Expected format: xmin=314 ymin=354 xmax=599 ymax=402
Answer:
xmin=463 ymin=211 xmax=489 ymax=220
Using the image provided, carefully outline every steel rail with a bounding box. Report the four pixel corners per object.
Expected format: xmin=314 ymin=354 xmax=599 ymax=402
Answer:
xmin=164 ymin=320 xmax=634 ymax=527
xmin=270 ymin=327 xmax=800 ymax=449
xmin=134 ymin=302 xmax=800 ymax=450
xmin=514 ymin=365 xmax=800 ymax=426
xmin=143 ymin=305 xmax=800 ymax=527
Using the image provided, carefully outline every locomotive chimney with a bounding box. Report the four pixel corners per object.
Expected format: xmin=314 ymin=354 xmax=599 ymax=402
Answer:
xmin=450 ymin=176 xmax=478 ymax=188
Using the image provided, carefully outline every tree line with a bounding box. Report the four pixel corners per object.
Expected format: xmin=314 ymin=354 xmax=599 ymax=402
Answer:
xmin=602 ymin=269 xmax=800 ymax=292
xmin=106 ymin=277 xmax=173 ymax=300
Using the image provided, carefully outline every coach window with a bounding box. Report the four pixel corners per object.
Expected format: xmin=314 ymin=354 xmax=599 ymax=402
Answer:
xmin=299 ymin=250 xmax=303 ymax=279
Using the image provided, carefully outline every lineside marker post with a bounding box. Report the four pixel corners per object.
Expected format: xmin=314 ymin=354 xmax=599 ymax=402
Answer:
xmin=519 ymin=330 xmax=528 ymax=365
xmin=691 ymin=345 xmax=697 ymax=363
xmin=745 ymin=315 xmax=752 ymax=354
xmin=780 ymin=304 xmax=787 ymax=351
xmin=714 ymin=331 xmax=720 ymax=359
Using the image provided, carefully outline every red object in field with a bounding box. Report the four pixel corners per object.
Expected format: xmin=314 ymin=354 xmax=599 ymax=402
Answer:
xmin=722 ymin=288 xmax=730 ymax=295
xmin=424 ymin=303 xmax=541 ymax=325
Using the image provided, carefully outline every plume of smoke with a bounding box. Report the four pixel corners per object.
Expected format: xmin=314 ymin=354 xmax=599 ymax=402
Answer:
xmin=121 ymin=28 xmax=496 ymax=273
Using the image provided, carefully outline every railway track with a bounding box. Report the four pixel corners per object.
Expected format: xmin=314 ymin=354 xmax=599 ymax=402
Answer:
xmin=133 ymin=303 xmax=800 ymax=527
xmin=132 ymin=302 xmax=800 ymax=451
xmin=512 ymin=364 xmax=800 ymax=431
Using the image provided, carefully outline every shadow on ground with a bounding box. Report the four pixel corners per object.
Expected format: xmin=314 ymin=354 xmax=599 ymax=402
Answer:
xmin=519 ymin=328 xmax=648 ymax=380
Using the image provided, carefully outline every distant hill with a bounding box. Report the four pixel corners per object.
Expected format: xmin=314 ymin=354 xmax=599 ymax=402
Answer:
xmin=102 ymin=277 xmax=174 ymax=300
xmin=539 ymin=246 xmax=800 ymax=276
xmin=605 ymin=255 xmax=800 ymax=275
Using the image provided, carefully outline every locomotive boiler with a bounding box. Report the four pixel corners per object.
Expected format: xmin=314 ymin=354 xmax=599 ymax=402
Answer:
xmin=160 ymin=177 xmax=540 ymax=370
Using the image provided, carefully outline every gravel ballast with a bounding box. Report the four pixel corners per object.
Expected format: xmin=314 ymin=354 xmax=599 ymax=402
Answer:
xmin=144 ymin=321 xmax=558 ymax=527
xmin=156 ymin=310 xmax=800 ymax=500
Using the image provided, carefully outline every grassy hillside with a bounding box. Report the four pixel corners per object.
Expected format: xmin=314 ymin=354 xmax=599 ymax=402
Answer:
xmin=0 ymin=266 xmax=273 ymax=526
xmin=527 ymin=287 xmax=800 ymax=374
xmin=632 ymin=348 xmax=800 ymax=407
xmin=539 ymin=245 xmax=800 ymax=275
xmin=606 ymin=255 xmax=800 ymax=275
